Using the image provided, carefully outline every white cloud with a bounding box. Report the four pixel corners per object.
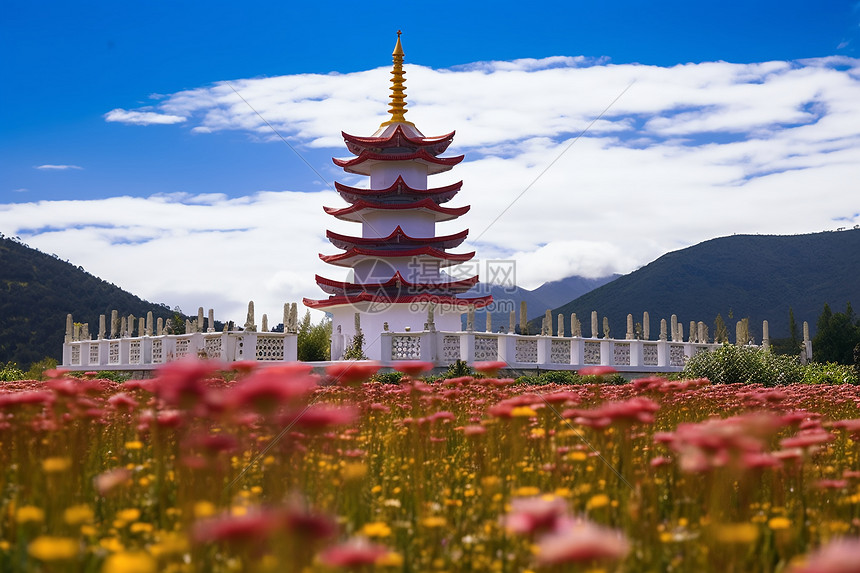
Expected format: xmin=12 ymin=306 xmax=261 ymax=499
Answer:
xmin=2 ymin=55 xmax=859 ymax=324
xmin=35 ymin=164 xmax=83 ymax=170
xmin=104 ymin=108 xmax=186 ymax=125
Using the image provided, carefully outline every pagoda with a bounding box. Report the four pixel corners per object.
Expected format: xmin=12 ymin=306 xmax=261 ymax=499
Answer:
xmin=304 ymin=32 xmax=492 ymax=360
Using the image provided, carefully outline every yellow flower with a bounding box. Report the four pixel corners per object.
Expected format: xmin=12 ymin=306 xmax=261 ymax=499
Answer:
xmin=568 ymin=451 xmax=588 ymax=462
xmin=513 ymin=486 xmax=541 ymax=497
xmin=421 ymin=516 xmax=447 ymax=528
xmin=64 ymin=504 xmax=95 ymax=525
xmin=99 ymin=537 xmax=124 ymax=552
xmin=124 ymin=441 xmax=144 ymax=450
xmin=342 ymin=463 xmax=368 ymax=482
xmin=511 ymin=406 xmax=538 ymax=418
xmin=42 ymin=457 xmax=72 ymax=472
xmin=361 ymin=521 xmax=392 ymax=538
xmin=102 ymin=551 xmax=157 ymax=573
xmin=714 ymin=523 xmax=759 ymax=543
xmin=116 ymin=508 xmax=141 ymax=522
xmin=768 ymin=517 xmax=791 ymax=530
xmin=130 ymin=522 xmax=153 ymax=534
xmin=193 ymin=501 xmax=217 ymax=518
xmin=376 ymin=551 xmax=404 ymax=567
xmin=16 ymin=505 xmax=45 ymax=524
xmin=587 ymin=494 xmax=611 ymax=510
xmin=28 ymin=536 xmax=79 ymax=561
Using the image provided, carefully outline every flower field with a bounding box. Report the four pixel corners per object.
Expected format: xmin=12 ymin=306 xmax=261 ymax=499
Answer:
xmin=1 ymin=361 xmax=860 ymax=572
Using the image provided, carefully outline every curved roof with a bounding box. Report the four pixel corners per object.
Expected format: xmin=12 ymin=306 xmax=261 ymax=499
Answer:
xmin=323 ymin=198 xmax=469 ymax=223
xmin=326 ymin=226 xmax=468 ymax=250
xmin=303 ymin=292 xmax=493 ymax=311
xmin=334 ymin=176 xmax=462 ymax=205
xmin=342 ymin=125 xmax=455 ymax=156
xmin=332 ymin=148 xmax=464 ymax=176
xmin=319 ymin=246 xmax=475 ymax=268
xmin=314 ymin=272 xmax=478 ymax=296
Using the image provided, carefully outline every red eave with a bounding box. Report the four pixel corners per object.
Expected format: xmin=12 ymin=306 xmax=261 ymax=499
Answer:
xmin=320 ymin=246 xmax=475 ymax=268
xmin=323 ymin=198 xmax=469 ymax=223
xmin=334 ymin=176 xmax=462 ymax=205
xmin=303 ymin=293 xmax=493 ymax=311
xmin=342 ymin=125 xmax=455 ymax=155
xmin=333 ymin=148 xmax=464 ymax=176
xmin=326 ymin=226 xmax=468 ymax=250
xmin=314 ymin=272 xmax=479 ymax=295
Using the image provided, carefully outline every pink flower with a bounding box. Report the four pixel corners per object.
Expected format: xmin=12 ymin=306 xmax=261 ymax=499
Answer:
xmin=150 ymin=359 xmax=223 ymax=408
xmin=536 ymin=518 xmax=629 ymax=565
xmin=326 ymin=362 xmax=380 ymax=386
xmin=391 ymin=361 xmax=434 ymax=376
xmin=319 ymin=538 xmax=389 ymax=567
xmin=229 ymin=365 xmax=317 ymax=413
xmin=192 ymin=510 xmax=277 ymax=544
xmin=473 ymin=361 xmax=507 ymax=377
xmin=285 ymin=405 xmax=358 ymax=431
xmin=107 ymin=392 xmax=138 ymax=411
xmin=93 ymin=467 xmax=132 ymax=496
xmin=789 ymin=537 xmax=860 ymax=573
xmin=578 ymin=365 xmax=618 ymax=377
xmin=504 ymin=496 xmax=568 ymax=535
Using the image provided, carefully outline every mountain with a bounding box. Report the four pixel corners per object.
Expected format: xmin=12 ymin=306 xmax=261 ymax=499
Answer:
xmin=0 ymin=235 xmax=182 ymax=369
xmin=528 ymin=229 xmax=860 ymax=341
xmin=462 ymin=274 xmax=619 ymax=330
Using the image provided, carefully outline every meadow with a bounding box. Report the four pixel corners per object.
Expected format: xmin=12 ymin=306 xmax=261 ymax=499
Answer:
xmin=1 ymin=361 xmax=859 ymax=572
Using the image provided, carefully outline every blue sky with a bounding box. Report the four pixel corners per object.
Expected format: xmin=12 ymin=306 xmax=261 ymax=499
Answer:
xmin=2 ymin=0 xmax=859 ymax=323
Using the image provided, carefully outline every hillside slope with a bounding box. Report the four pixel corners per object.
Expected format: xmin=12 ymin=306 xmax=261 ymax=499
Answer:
xmin=0 ymin=235 xmax=180 ymax=368
xmin=528 ymin=229 xmax=860 ymax=340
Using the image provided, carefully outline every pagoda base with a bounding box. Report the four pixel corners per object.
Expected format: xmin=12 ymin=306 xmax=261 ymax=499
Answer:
xmin=327 ymin=301 xmax=462 ymax=361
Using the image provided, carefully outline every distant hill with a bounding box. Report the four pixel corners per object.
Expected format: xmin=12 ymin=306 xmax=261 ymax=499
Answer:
xmin=0 ymin=235 xmax=182 ymax=368
xmin=462 ymin=274 xmax=619 ymax=330
xmin=528 ymin=229 xmax=860 ymax=341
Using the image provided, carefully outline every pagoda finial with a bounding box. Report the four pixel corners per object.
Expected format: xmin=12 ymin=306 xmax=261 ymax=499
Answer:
xmin=380 ymin=31 xmax=414 ymax=128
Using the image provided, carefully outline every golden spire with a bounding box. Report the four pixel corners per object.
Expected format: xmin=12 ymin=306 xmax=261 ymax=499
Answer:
xmin=380 ymin=30 xmax=415 ymax=128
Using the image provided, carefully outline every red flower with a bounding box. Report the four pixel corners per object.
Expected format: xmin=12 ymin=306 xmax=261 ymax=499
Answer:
xmin=319 ymin=538 xmax=389 ymax=567
xmin=789 ymin=537 xmax=860 ymax=573
xmin=473 ymin=361 xmax=507 ymax=377
xmin=391 ymin=361 xmax=433 ymax=376
xmin=229 ymin=364 xmax=317 ymax=413
xmin=326 ymin=362 xmax=380 ymax=386
xmin=192 ymin=510 xmax=277 ymax=544
xmin=504 ymin=495 xmax=568 ymax=535
xmin=578 ymin=365 xmax=618 ymax=377
xmin=536 ymin=518 xmax=629 ymax=565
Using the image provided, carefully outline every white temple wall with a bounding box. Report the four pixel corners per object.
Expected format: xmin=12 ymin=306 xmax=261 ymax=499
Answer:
xmin=370 ymin=162 xmax=427 ymax=189
xmin=361 ymin=210 xmax=435 ymax=239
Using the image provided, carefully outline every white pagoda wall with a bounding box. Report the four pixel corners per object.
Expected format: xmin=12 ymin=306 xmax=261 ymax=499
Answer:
xmin=330 ymin=302 xmax=461 ymax=361
xmin=370 ymin=162 xmax=427 ymax=189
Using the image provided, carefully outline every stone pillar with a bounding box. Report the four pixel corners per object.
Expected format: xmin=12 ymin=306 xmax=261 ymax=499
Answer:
xmin=244 ymin=301 xmax=257 ymax=332
xmin=283 ymin=304 xmax=290 ymax=333
xmin=697 ymin=321 xmax=705 ymax=344
xmin=111 ymin=310 xmax=119 ymax=339
xmin=65 ymin=314 xmax=73 ymax=343
xmin=98 ymin=315 xmax=106 ymax=340
xmin=197 ymin=307 xmax=204 ymax=332
xmin=557 ymin=314 xmax=564 ymax=337
xmin=543 ymin=310 xmax=551 ymax=336
xmin=602 ymin=316 xmax=610 ymax=339
xmin=428 ymin=302 xmax=436 ymax=332
xmin=519 ymin=301 xmax=527 ymax=335
xmin=591 ymin=311 xmax=599 ymax=339
xmin=689 ymin=321 xmax=697 ymax=343
xmin=120 ymin=316 xmax=128 ymax=338
xmin=146 ymin=312 xmax=153 ymax=336
xmin=486 ymin=311 xmax=492 ymax=333
xmin=670 ymin=314 xmax=678 ymax=342
xmin=354 ymin=312 xmax=362 ymax=336
xmin=207 ymin=309 xmax=214 ymax=333
xmin=81 ymin=323 xmax=89 ymax=340
xmin=73 ymin=322 xmax=81 ymax=342
xmin=643 ymin=312 xmax=650 ymax=341
xmin=289 ymin=303 xmax=298 ymax=334
xmin=138 ymin=317 xmax=145 ymax=338
xmin=736 ymin=320 xmax=744 ymax=345
xmin=157 ymin=317 xmax=164 ymax=336
xmin=541 ymin=316 xmax=548 ymax=336
xmin=677 ymin=322 xmax=683 ymax=343
xmin=660 ymin=318 xmax=667 ymax=341
xmin=626 ymin=314 xmax=635 ymax=340
xmin=509 ymin=310 xmax=516 ymax=334
xmin=185 ymin=319 xmax=192 ymax=334
xmin=262 ymin=314 xmax=268 ymax=332
xmin=128 ymin=315 xmax=135 ymax=336
xmin=762 ymin=320 xmax=770 ymax=350
xmin=466 ymin=305 xmax=475 ymax=332
xmin=572 ymin=314 xmax=582 ymax=337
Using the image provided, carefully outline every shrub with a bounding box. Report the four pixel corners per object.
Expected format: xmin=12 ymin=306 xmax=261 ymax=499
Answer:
xmin=801 ymin=362 xmax=858 ymax=385
xmin=371 ymin=371 xmax=404 ymax=385
xmin=683 ymin=344 xmax=805 ymax=386
xmin=0 ymin=361 xmax=26 ymax=381
xmin=25 ymin=356 xmax=58 ymax=381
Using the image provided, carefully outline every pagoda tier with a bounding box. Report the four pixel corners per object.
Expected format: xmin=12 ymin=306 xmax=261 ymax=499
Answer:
xmin=334 ymin=177 xmax=462 ymax=205
xmin=323 ymin=198 xmax=469 ymax=223
xmin=326 ymin=226 xmax=468 ymax=250
xmin=303 ymin=292 xmax=493 ymax=311
xmin=313 ymin=272 xmax=478 ymax=296
xmin=333 ymin=148 xmax=464 ymax=176
xmin=319 ymin=246 xmax=475 ymax=268
xmin=342 ymin=125 xmax=455 ymax=155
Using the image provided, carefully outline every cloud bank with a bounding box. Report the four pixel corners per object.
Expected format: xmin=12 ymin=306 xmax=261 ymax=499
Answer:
xmin=3 ymin=56 xmax=859 ymax=324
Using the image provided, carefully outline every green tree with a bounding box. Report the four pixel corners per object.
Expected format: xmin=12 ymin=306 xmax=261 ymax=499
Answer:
xmin=788 ymin=307 xmax=799 ymax=349
xmin=714 ymin=314 xmax=729 ymax=343
xmin=297 ymin=312 xmax=331 ymax=362
xmin=812 ymin=302 xmax=860 ymax=365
